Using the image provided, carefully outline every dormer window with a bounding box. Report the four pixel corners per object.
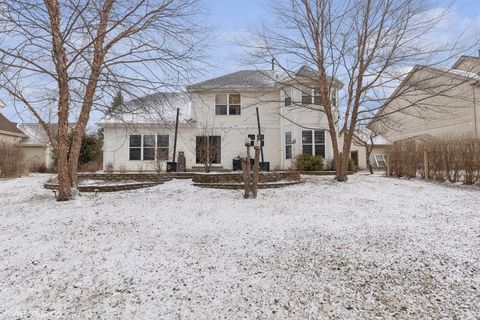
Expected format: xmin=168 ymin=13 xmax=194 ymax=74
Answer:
xmin=215 ymin=93 xmax=241 ymax=115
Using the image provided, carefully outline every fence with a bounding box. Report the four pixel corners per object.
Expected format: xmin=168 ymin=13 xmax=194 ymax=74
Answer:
xmin=386 ymin=138 xmax=480 ymax=185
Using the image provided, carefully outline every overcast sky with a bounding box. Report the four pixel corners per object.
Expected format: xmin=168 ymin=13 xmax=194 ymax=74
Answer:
xmin=1 ymin=0 xmax=479 ymax=126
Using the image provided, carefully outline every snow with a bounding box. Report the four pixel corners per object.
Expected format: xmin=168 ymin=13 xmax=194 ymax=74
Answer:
xmin=0 ymin=173 xmax=479 ymax=319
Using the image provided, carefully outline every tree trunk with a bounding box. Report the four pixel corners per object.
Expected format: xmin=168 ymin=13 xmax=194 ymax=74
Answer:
xmin=45 ymin=0 xmax=71 ymax=201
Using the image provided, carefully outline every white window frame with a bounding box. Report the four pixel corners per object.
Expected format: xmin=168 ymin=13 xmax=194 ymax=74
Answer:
xmin=302 ymin=130 xmax=326 ymax=157
xmin=215 ymin=93 xmax=241 ymax=116
xmin=285 ymin=131 xmax=292 ymax=159
xmin=284 ymin=87 xmax=292 ymax=107
xmin=129 ymin=134 xmax=169 ymax=161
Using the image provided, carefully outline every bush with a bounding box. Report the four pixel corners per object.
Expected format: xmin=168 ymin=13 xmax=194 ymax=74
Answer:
xmin=294 ymin=154 xmax=324 ymax=171
xmin=79 ymin=159 xmax=103 ymax=172
xmin=348 ymin=158 xmax=357 ymax=172
xmin=387 ymin=137 xmax=480 ymax=184
xmin=0 ymin=142 xmax=26 ymax=178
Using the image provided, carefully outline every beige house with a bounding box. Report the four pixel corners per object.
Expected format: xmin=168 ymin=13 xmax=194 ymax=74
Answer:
xmin=374 ymin=55 xmax=480 ymax=142
xmin=0 ymin=113 xmax=55 ymax=170
xmin=101 ymin=66 xmax=343 ymax=171
xmin=0 ymin=112 xmax=25 ymax=144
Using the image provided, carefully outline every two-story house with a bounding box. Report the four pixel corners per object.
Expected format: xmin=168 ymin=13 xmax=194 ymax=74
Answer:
xmin=101 ymin=66 xmax=342 ymax=171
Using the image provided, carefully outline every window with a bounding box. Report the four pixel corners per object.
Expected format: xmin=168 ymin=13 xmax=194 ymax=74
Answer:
xmin=314 ymin=130 xmax=325 ymax=157
xmin=314 ymin=88 xmax=321 ymax=105
xmin=330 ymin=91 xmax=337 ymax=107
xmin=196 ymin=136 xmax=221 ymax=164
xmin=215 ymin=93 xmax=241 ymax=115
xmin=157 ymin=135 xmax=169 ymax=160
xmin=301 ymin=86 xmax=312 ymax=104
xmin=229 ymin=94 xmax=241 ymax=115
xmin=374 ymin=154 xmax=386 ymax=168
xmin=129 ymin=134 xmax=170 ymax=161
xmin=302 ymin=130 xmax=325 ymax=157
xmin=129 ymin=135 xmax=142 ymax=160
xmin=284 ymin=88 xmax=292 ymax=106
xmin=285 ymin=131 xmax=292 ymax=159
xmin=143 ymin=135 xmax=156 ymax=160
xmin=215 ymin=94 xmax=227 ymax=115
xmin=302 ymin=130 xmax=313 ymax=155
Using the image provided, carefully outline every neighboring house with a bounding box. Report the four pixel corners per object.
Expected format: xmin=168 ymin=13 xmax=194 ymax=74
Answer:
xmin=373 ymin=55 xmax=480 ymax=142
xmin=0 ymin=113 xmax=54 ymax=169
xmin=339 ymin=129 xmax=391 ymax=170
xmin=101 ymin=66 xmax=343 ymax=171
xmin=0 ymin=112 xmax=26 ymax=144
xmin=16 ymin=123 xmax=56 ymax=169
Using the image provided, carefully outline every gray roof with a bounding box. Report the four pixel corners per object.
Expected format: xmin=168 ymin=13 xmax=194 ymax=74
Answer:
xmin=0 ymin=113 xmax=24 ymax=136
xmin=103 ymin=92 xmax=193 ymax=125
xmin=188 ymin=70 xmax=282 ymax=91
xmin=188 ymin=66 xmax=342 ymax=91
xmin=17 ymin=123 xmax=58 ymax=145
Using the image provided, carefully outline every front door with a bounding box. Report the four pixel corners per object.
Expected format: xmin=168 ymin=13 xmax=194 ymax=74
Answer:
xmin=196 ymin=136 xmax=221 ymax=164
xmin=350 ymin=151 xmax=359 ymax=168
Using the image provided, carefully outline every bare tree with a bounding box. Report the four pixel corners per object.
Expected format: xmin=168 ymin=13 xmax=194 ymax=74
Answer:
xmin=246 ymin=0 xmax=477 ymax=181
xmin=0 ymin=0 xmax=208 ymax=200
xmin=353 ymin=120 xmax=388 ymax=174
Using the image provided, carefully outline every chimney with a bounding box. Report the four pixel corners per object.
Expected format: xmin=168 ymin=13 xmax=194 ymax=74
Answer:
xmin=271 ymin=58 xmax=275 ymax=71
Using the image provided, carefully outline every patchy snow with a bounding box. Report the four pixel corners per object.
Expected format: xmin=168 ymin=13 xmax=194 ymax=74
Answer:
xmin=0 ymin=174 xmax=479 ymax=319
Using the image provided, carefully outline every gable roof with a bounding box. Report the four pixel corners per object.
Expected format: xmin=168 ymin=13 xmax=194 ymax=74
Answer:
xmin=102 ymin=92 xmax=193 ymax=125
xmin=187 ymin=70 xmax=282 ymax=91
xmin=188 ymin=66 xmax=343 ymax=91
xmin=370 ymin=64 xmax=480 ymax=126
xmin=0 ymin=113 xmax=25 ymax=136
xmin=452 ymin=55 xmax=480 ymax=70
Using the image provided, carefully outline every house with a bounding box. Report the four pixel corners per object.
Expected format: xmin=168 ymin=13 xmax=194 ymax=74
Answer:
xmin=338 ymin=129 xmax=391 ymax=171
xmin=373 ymin=55 xmax=480 ymax=142
xmin=16 ymin=123 xmax=56 ymax=169
xmin=101 ymin=66 xmax=343 ymax=172
xmin=0 ymin=112 xmax=26 ymax=144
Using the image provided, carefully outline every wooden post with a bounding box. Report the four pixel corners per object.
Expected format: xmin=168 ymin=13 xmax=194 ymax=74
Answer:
xmin=252 ymin=142 xmax=260 ymax=198
xmin=243 ymin=141 xmax=251 ymax=198
xmin=423 ymin=149 xmax=429 ymax=181
xmin=242 ymin=157 xmax=249 ymax=199
xmin=386 ymin=154 xmax=391 ymax=177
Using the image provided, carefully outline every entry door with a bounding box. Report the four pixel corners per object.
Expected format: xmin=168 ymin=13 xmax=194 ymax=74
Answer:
xmin=350 ymin=151 xmax=359 ymax=167
xmin=196 ymin=136 xmax=221 ymax=164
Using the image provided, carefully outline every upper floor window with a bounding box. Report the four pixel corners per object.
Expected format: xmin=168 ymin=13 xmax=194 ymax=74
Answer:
xmin=215 ymin=93 xmax=241 ymax=115
xmin=301 ymin=86 xmax=312 ymax=104
xmin=284 ymin=88 xmax=292 ymax=107
xmin=314 ymin=88 xmax=321 ymax=105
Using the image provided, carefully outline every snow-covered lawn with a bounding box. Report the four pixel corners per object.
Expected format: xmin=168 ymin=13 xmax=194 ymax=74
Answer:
xmin=0 ymin=174 xmax=479 ymax=319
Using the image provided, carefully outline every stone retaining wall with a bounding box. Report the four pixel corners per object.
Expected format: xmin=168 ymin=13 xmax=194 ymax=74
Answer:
xmin=191 ymin=171 xmax=300 ymax=184
xmin=78 ymin=172 xmax=194 ymax=181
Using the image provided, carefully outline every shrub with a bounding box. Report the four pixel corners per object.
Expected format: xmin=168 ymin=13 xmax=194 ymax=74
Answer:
xmin=79 ymin=159 xmax=102 ymax=172
xmin=0 ymin=142 xmax=26 ymax=178
xmin=387 ymin=137 xmax=480 ymax=184
xmin=294 ymin=154 xmax=324 ymax=171
xmin=348 ymin=158 xmax=357 ymax=172
xmin=105 ymin=162 xmax=114 ymax=173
